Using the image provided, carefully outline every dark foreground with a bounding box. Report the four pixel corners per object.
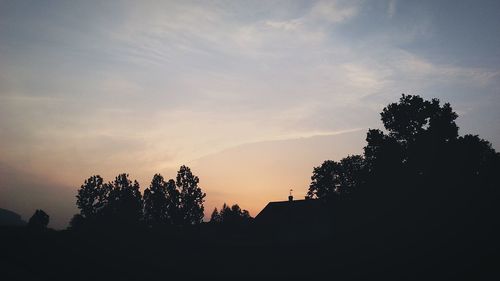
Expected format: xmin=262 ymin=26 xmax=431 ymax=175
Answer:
xmin=1 ymin=222 xmax=498 ymax=281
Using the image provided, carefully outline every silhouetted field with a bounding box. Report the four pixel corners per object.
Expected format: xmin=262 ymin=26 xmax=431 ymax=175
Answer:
xmin=2 ymin=209 xmax=498 ymax=281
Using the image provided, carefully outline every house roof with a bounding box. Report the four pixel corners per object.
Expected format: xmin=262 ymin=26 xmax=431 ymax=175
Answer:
xmin=254 ymin=198 xmax=331 ymax=225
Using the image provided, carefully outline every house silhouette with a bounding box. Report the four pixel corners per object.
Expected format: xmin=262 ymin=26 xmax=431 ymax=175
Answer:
xmin=254 ymin=195 xmax=333 ymax=241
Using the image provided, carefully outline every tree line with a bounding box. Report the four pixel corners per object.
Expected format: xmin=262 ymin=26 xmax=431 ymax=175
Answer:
xmin=25 ymin=94 xmax=498 ymax=235
xmin=307 ymin=94 xmax=499 ymax=199
xmin=65 ymin=165 xmax=252 ymax=230
xmin=305 ymin=94 xmax=499 ymax=260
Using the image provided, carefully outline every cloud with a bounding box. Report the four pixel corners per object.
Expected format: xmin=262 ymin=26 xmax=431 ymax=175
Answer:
xmin=308 ymin=0 xmax=360 ymax=23
xmin=387 ymin=0 xmax=397 ymax=18
xmin=265 ymin=19 xmax=303 ymax=31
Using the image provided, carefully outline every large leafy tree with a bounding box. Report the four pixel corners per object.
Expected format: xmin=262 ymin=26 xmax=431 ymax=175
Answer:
xmin=302 ymin=94 xmax=499 ymax=271
xmin=307 ymin=160 xmax=340 ymax=199
xmin=106 ymin=173 xmax=143 ymax=224
xmin=165 ymin=179 xmax=181 ymax=225
xmin=176 ymin=166 xmax=206 ymax=225
xmin=76 ymin=175 xmax=109 ymax=219
xmin=143 ymin=174 xmax=169 ymax=226
xmin=143 ymin=175 xmax=182 ymax=226
xmin=380 ymin=94 xmax=458 ymax=145
xmin=307 ymin=155 xmax=366 ymax=199
xmin=359 ymin=94 xmax=499 ymax=245
xmin=365 ymin=94 xmax=461 ymax=178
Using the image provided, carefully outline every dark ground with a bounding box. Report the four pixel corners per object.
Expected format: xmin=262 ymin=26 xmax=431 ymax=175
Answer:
xmin=1 ymin=221 xmax=498 ymax=281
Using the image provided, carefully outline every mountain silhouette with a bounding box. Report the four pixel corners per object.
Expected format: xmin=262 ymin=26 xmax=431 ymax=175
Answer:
xmin=0 ymin=208 xmax=26 ymax=226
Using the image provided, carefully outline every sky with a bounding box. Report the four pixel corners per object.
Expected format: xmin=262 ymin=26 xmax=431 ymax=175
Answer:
xmin=1 ymin=0 xmax=499 ymax=229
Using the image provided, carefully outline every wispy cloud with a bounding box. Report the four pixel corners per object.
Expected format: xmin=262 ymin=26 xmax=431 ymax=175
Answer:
xmin=308 ymin=0 xmax=360 ymax=23
xmin=387 ymin=0 xmax=397 ymax=18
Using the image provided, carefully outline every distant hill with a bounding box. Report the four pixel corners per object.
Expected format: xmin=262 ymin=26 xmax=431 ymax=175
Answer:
xmin=0 ymin=208 xmax=26 ymax=226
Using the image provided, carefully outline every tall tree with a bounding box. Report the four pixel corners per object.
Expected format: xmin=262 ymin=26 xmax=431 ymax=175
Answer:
xmin=106 ymin=174 xmax=143 ymax=225
xmin=165 ymin=179 xmax=181 ymax=225
xmin=76 ymin=175 xmax=108 ymax=218
xmin=143 ymin=174 xmax=168 ymax=226
xmin=176 ymin=166 xmax=206 ymax=225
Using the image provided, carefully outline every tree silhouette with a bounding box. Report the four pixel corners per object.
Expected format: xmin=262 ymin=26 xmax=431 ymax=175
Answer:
xmin=210 ymin=207 xmax=221 ymax=223
xmin=307 ymin=160 xmax=339 ymax=199
xmin=28 ymin=209 xmax=49 ymax=230
xmin=76 ymin=175 xmax=109 ymax=219
xmin=106 ymin=173 xmax=143 ymax=225
xmin=222 ymin=204 xmax=251 ymax=224
xmin=452 ymin=134 xmax=499 ymax=187
xmin=380 ymin=94 xmax=458 ymax=145
xmin=69 ymin=214 xmax=85 ymax=230
xmin=165 ymin=179 xmax=181 ymax=225
xmin=177 ymin=166 xmax=206 ymax=225
xmin=210 ymin=203 xmax=252 ymax=226
xmin=143 ymin=174 xmax=169 ymax=226
xmin=347 ymin=94 xmax=500 ymax=268
xmin=307 ymin=155 xmax=366 ymax=199
xmin=362 ymin=94 xmax=465 ymax=180
xmin=71 ymin=168 xmax=205 ymax=229
xmin=363 ymin=128 xmax=403 ymax=175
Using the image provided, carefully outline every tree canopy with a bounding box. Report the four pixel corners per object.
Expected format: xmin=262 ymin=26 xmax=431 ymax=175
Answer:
xmin=106 ymin=174 xmax=143 ymax=225
xmin=74 ymin=166 xmax=205 ymax=229
xmin=76 ymin=175 xmax=107 ymax=219
xmin=177 ymin=165 xmax=206 ymax=225
xmin=380 ymin=94 xmax=458 ymax=145
xmin=210 ymin=203 xmax=252 ymax=226
xmin=307 ymin=155 xmax=366 ymax=199
xmin=143 ymin=174 xmax=169 ymax=226
xmin=309 ymin=94 xmax=498 ymax=194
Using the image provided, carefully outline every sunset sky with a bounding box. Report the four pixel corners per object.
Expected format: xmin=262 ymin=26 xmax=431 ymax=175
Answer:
xmin=1 ymin=0 xmax=499 ymax=228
